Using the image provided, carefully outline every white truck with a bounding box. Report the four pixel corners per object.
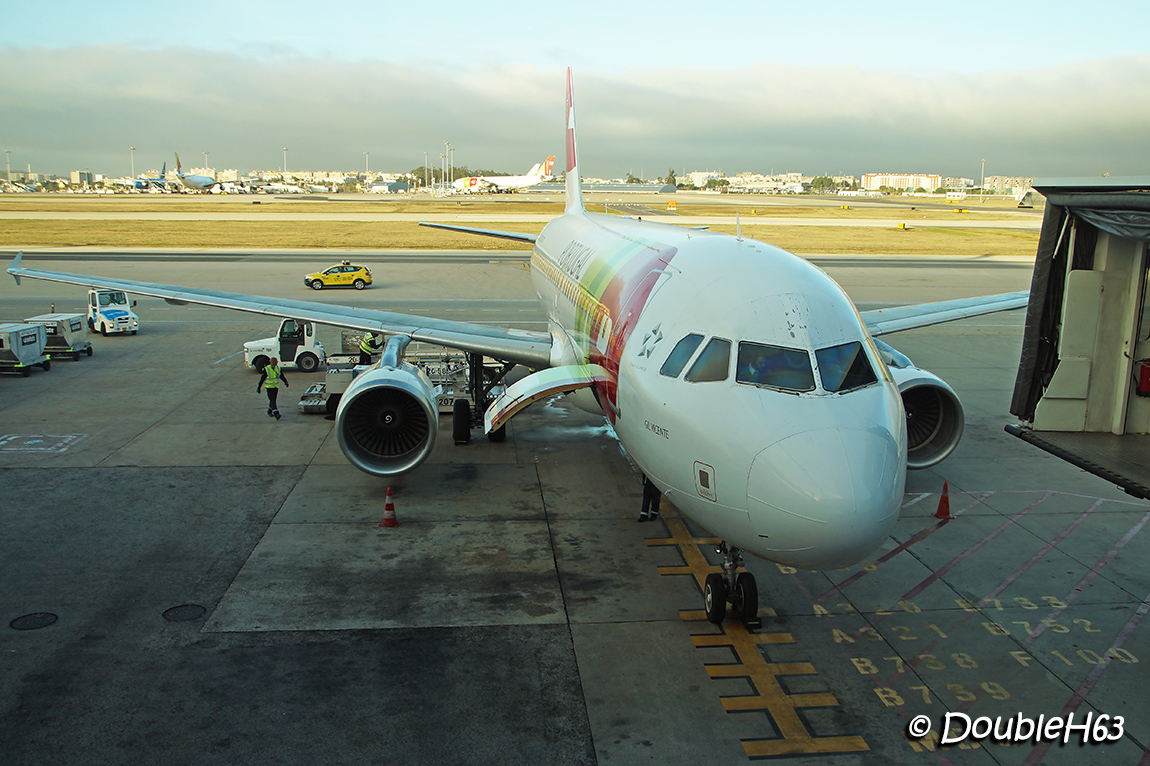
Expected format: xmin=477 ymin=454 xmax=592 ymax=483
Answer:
xmin=87 ymin=288 xmax=139 ymax=335
xmin=243 ymin=318 xmax=327 ymax=372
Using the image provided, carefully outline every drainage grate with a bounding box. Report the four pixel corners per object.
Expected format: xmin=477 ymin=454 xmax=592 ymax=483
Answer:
xmin=10 ymin=612 xmax=58 ymax=631
xmin=162 ymin=604 xmax=207 ymax=623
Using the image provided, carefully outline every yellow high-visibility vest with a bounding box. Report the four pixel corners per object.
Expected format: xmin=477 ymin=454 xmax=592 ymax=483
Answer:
xmin=264 ymin=364 xmax=282 ymax=388
xmin=359 ymin=335 xmax=375 ymax=354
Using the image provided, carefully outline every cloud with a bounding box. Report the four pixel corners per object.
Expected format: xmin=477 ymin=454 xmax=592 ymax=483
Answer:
xmin=2 ymin=45 xmax=1148 ymax=179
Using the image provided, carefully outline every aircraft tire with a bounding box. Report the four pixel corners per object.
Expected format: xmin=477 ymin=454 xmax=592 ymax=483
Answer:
xmin=297 ymin=353 xmax=319 ymax=372
xmin=452 ymin=399 xmax=471 ymax=445
xmin=733 ymin=572 xmax=758 ymax=622
xmin=311 ymin=281 xmax=324 ymax=291
xmin=704 ymin=573 xmax=727 ymax=624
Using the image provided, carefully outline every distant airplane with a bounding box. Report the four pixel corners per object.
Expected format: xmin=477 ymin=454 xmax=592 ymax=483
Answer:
xmin=8 ymin=70 xmax=1028 ymax=626
xmin=134 ymin=162 xmax=168 ymax=191
xmin=453 ymin=155 xmax=555 ymax=193
xmin=174 ymin=153 xmax=219 ymax=192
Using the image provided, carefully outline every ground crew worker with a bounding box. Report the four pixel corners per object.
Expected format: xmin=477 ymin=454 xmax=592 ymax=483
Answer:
xmin=257 ymin=356 xmax=289 ymax=420
xmin=359 ymin=332 xmax=383 ymax=365
xmin=639 ymin=475 xmax=662 ymax=522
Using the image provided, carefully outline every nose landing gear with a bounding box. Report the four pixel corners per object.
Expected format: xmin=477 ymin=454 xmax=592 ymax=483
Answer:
xmin=703 ymin=542 xmax=761 ymax=630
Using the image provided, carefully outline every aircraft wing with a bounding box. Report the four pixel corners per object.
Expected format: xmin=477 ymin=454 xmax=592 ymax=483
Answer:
xmin=7 ymin=252 xmax=552 ymax=368
xmin=417 ymin=222 xmax=538 ymax=243
xmin=860 ymin=291 xmax=1029 ymax=337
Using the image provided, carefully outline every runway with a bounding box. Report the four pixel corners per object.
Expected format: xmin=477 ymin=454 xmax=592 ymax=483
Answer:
xmin=1 ymin=249 xmax=1146 ymax=764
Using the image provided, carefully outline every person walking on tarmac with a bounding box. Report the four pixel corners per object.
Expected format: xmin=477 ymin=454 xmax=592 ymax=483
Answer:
xmin=359 ymin=332 xmax=383 ymax=365
xmin=257 ymin=356 xmax=289 ymax=420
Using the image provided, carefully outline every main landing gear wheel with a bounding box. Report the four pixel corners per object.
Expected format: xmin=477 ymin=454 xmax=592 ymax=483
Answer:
xmin=452 ymin=399 xmax=471 ymax=445
xmin=703 ymin=542 xmax=760 ymax=628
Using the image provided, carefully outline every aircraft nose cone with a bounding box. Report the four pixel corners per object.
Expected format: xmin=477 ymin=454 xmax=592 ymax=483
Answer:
xmin=748 ymin=427 xmax=902 ymax=569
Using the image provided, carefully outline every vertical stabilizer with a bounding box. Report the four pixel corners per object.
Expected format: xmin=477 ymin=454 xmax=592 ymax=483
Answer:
xmin=564 ymin=68 xmax=585 ymax=214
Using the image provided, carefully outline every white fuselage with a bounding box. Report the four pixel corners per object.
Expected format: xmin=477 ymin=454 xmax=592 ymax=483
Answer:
xmin=530 ymin=211 xmax=907 ymax=570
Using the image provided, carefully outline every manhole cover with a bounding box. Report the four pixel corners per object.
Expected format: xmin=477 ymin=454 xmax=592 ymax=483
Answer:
xmin=10 ymin=613 xmax=58 ymax=631
xmin=162 ymin=604 xmax=207 ymax=623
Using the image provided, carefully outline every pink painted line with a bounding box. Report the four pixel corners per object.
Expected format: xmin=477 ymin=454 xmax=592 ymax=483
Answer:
xmin=1025 ymin=508 xmax=1150 ymax=647
xmin=1022 ymin=590 xmax=1150 ymax=766
xmin=876 ymin=498 xmax=1105 ymax=690
xmin=812 ymin=492 xmax=994 ymax=604
xmin=983 ymin=499 xmax=1104 ymax=601
xmin=898 ymin=492 xmax=1054 ymax=604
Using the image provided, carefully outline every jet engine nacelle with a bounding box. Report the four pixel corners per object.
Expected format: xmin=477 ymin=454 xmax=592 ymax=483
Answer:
xmin=888 ymin=366 xmax=964 ymax=469
xmin=335 ymin=362 xmax=439 ymax=476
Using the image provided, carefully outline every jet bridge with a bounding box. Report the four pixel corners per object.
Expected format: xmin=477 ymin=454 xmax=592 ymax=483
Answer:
xmin=1009 ymin=177 xmax=1150 ymax=498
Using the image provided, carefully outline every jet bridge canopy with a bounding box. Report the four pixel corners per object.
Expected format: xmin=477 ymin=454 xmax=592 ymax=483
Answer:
xmin=1009 ymin=177 xmax=1150 ymax=499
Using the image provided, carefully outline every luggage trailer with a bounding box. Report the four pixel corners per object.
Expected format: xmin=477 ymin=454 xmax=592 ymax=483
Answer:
xmin=24 ymin=313 xmax=93 ymax=360
xmin=0 ymin=323 xmax=52 ymax=376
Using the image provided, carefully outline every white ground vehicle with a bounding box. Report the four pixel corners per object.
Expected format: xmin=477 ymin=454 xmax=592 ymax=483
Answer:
xmin=243 ymin=318 xmax=326 ymax=372
xmin=87 ymin=289 xmax=139 ymax=335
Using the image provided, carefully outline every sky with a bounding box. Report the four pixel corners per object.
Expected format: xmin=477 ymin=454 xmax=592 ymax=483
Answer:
xmin=2 ymin=0 xmax=1149 ymax=180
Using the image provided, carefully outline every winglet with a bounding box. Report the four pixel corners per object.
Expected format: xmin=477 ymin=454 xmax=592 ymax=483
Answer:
xmin=564 ymin=68 xmax=585 ymax=214
xmin=8 ymin=251 xmax=22 ymax=285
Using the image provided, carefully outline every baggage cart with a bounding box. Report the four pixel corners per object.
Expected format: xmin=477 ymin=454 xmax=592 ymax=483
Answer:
xmin=24 ymin=313 xmax=92 ymax=360
xmin=0 ymin=323 xmax=51 ymax=376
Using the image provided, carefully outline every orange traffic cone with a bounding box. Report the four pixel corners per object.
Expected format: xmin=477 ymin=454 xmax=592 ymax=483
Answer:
xmin=379 ymin=487 xmax=399 ymax=528
xmin=934 ymin=481 xmax=953 ymax=520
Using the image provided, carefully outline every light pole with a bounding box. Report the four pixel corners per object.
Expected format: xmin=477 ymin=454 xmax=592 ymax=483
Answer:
xmin=439 ymin=153 xmax=446 ymax=189
xmin=202 ymin=151 xmax=209 ymax=177
xmin=423 ymin=151 xmax=428 ymax=189
xmin=364 ymin=152 xmax=369 ymax=176
xmin=129 ymin=146 xmax=135 ymax=178
xmin=980 ymin=158 xmax=986 ymax=204
xmin=282 ymin=147 xmax=288 ymax=176
xmin=5 ymin=150 xmax=10 ymax=182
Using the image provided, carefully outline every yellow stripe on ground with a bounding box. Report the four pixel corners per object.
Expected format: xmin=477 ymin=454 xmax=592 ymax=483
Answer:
xmin=646 ymin=505 xmax=869 ymax=758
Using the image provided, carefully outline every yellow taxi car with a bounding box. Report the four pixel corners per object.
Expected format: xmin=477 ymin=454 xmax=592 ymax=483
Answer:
xmin=303 ymin=261 xmax=373 ymax=291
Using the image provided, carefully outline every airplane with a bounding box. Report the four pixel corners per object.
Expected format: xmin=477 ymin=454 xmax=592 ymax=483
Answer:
xmin=453 ymin=155 xmax=555 ymax=194
xmin=8 ymin=69 xmax=1027 ymax=625
xmin=134 ymin=162 xmax=168 ymax=191
xmin=174 ymin=153 xmax=219 ymax=193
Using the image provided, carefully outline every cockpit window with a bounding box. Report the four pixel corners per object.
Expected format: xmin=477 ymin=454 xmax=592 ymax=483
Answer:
xmin=736 ymin=342 xmax=815 ymax=392
xmin=660 ymin=333 xmax=703 ymax=377
xmin=816 ymin=341 xmax=878 ymax=393
xmin=684 ymin=338 xmax=731 ymax=382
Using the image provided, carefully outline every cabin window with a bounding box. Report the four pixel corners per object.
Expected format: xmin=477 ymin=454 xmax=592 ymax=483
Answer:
xmin=660 ymin=333 xmax=703 ymax=377
xmin=685 ymin=338 xmax=732 ymax=382
xmin=736 ymin=342 xmax=815 ymax=392
xmin=816 ymin=341 xmax=878 ymax=393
